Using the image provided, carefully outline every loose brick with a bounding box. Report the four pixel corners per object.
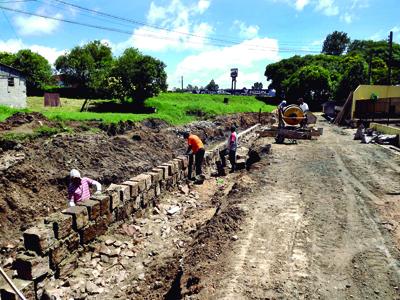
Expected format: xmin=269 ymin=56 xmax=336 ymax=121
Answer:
xmin=62 ymin=206 xmax=89 ymax=230
xmin=131 ymin=174 xmax=152 ymax=191
xmin=14 ymin=253 xmax=50 ymax=281
xmin=77 ymin=199 xmax=100 ymax=221
xmin=45 ymin=212 xmax=73 ymax=240
xmin=90 ymin=194 xmax=111 ymax=215
xmin=121 ymin=181 xmax=139 ymax=198
xmin=23 ymin=223 xmax=55 ymax=255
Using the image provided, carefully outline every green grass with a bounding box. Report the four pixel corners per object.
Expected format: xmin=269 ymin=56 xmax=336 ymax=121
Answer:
xmin=0 ymin=93 xmax=275 ymax=125
xmin=0 ymin=124 xmax=72 ymax=142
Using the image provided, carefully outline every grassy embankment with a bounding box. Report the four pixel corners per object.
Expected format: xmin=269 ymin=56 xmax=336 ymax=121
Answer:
xmin=0 ymin=93 xmax=275 ymax=125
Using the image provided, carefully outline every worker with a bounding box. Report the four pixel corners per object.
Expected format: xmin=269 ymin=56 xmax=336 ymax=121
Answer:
xmin=220 ymin=125 xmax=238 ymax=173
xmin=278 ymin=99 xmax=287 ymax=112
xmin=298 ymin=98 xmax=309 ymax=112
xmin=298 ymin=98 xmax=309 ymax=127
xmin=68 ymin=169 xmax=101 ymax=207
xmin=183 ymin=132 xmax=205 ymax=181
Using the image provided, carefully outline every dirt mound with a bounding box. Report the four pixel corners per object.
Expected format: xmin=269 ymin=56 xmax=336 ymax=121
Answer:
xmin=0 ymin=112 xmax=50 ymax=131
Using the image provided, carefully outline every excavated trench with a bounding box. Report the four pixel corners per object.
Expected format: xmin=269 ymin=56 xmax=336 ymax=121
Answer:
xmin=0 ymin=116 xmax=272 ymax=300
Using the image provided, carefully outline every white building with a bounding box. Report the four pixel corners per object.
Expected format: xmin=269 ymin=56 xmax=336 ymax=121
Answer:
xmin=0 ymin=63 xmax=27 ymax=108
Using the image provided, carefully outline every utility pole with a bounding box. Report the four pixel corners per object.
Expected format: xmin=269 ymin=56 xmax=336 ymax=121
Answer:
xmin=368 ymin=51 xmax=372 ymax=85
xmin=388 ymin=31 xmax=393 ymax=85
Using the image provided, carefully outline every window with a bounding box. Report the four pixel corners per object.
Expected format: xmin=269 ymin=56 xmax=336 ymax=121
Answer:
xmin=8 ymin=77 xmax=15 ymax=87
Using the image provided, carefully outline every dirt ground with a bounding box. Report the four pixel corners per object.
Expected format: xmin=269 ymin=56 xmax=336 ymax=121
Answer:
xmin=0 ymin=112 xmax=270 ymax=253
xmin=181 ymin=119 xmax=400 ymax=300
xmin=1 ymin=113 xmax=400 ymax=300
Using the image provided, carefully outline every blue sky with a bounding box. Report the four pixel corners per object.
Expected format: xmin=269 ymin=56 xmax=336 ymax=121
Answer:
xmin=0 ymin=0 xmax=399 ymax=89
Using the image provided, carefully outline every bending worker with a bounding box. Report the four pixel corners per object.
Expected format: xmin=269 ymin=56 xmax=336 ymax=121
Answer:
xmin=68 ymin=169 xmax=101 ymax=207
xmin=220 ymin=125 xmax=238 ymax=173
xmin=183 ymin=132 xmax=205 ymax=181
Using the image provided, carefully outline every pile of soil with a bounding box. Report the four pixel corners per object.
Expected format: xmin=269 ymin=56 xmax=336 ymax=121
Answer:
xmin=0 ymin=112 xmax=51 ymax=131
xmin=0 ymin=112 xmax=269 ymax=249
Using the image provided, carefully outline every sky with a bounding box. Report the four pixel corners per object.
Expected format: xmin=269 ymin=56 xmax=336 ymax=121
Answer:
xmin=0 ymin=0 xmax=399 ymax=89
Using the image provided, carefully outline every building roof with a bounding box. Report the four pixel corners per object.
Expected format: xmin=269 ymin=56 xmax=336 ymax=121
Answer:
xmin=0 ymin=62 xmax=25 ymax=78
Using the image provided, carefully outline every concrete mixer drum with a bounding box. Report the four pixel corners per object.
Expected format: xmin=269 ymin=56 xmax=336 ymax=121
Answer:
xmin=282 ymin=105 xmax=305 ymax=126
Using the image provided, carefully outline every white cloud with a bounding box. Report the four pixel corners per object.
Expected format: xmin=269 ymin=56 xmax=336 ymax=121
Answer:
xmin=315 ymin=0 xmax=339 ymax=16
xmin=340 ymin=12 xmax=353 ymax=24
xmin=0 ymin=39 xmax=64 ymax=64
xmin=14 ymin=8 xmax=62 ymax=36
xmin=234 ymin=21 xmax=259 ymax=39
xmin=295 ymin=0 xmax=310 ymax=11
xmin=171 ymin=37 xmax=280 ymax=88
xmin=197 ymin=0 xmax=211 ymax=13
xmin=391 ymin=26 xmax=400 ymax=33
xmin=114 ymin=0 xmax=214 ymax=52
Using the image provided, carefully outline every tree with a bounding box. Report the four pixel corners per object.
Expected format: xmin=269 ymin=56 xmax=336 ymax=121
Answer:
xmin=284 ymin=65 xmax=332 ymax=103
xmin=206 ymin=79 xmax=219 ymax=91
xmin=322 ymin=31 xmax=350 ymax=55
xmin=335 ymin=55 xmax=368 ymax=101
xmin=252 ymin=82 xmax=263 ymax=90
xmin=11 ymin=50 xmax=53 ymax=92
xmin=55 ymin=40 xmax=113 ymax=91
xmin=110 ymin=48 xmax=167 ymax=104
xmin=0 ymin=52 xmax=16 ymax=66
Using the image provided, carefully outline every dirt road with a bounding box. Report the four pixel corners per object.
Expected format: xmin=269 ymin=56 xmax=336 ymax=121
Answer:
xmin=190 ymin=120 xmax=400 ymax=299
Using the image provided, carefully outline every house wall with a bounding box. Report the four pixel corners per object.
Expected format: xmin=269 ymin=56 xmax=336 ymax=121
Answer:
xmin=0 ymin=76 xmax=27 ymax=108
xmin=351 ymin=85 xmax=400 ymax=119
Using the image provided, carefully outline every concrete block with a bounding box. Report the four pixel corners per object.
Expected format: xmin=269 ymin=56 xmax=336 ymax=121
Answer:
xmin=165 ymin=162 xmax=177 ymax=174
xmin=134 ymin=195 xmax=142 ymax=210
xmin=177 ymin=155 xmax=189 ymax=169
xmin=107 ymin=183 xmax=130 ymax=203
xmin=113 ymin=206 xmax=128 ymax=222
xmin=79 ymin=219 xmax=107 ymax=244
xmin=45 ymin=212 xmax=73 ymax=240
xmin=130 ymin=173 xmax=152 ymax=191
xmin=23 ymin=223 xmax=55 ymax=255
xmin=55 ymin=252 xmax=78 ymax=278
xmin=121 ymin=181 xmax=139 ymax=198
xmin=159 ymin=164 xmax=172 ymax=177
xmin=62 ymin=206 xmax=89 ymax=230
xmin=155 ymin=182 xmax=161 ymax=197
xmin=147 ymin=171 xmax=162 ymax=184
xmin=105 ymin=188 xmax=120 ymax=211
xmin=49 ymin=234 xmax=79 ymax=268
xmin=173 ymin=158 xmax=183 ymax=170
xmin=0 ymin=278 xmax=35 ymax=300
xmin=77 ymin=199 xmax=100 ymax=221
xmin=14 ymin=253 xmax=50 ymax=281
xmin=90 ymin=194 xmax=111 ymax=215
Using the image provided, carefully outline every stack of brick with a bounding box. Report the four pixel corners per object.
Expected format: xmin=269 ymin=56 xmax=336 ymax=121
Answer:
xmin=0 ymin=124 xmax=260 ymax=300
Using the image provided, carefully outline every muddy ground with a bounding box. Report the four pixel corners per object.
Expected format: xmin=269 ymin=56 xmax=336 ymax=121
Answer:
xmin=32 ymin=118 xmax=400 ymax=300
xmin=0 ymin=112 xmax=272 ymax=251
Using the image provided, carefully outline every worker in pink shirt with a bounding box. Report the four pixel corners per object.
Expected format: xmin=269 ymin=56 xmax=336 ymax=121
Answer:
xmin=220 ymin=125 xmax=238 ymax=173
xmin=67 ymin=169 xmax=101 ymax=207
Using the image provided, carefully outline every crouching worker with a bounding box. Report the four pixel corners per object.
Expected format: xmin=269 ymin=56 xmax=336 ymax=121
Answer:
xmin=183 ymin=132 xmax=205 ymax=181
xmin=68 ymin=169 xmax=101 ymax=207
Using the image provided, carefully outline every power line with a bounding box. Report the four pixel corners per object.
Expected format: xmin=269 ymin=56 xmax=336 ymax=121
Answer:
xmin=1 ymin=8 xmax=19 ymax=39
xmin=0 ymin=5 xmax=320 ymax=54
xmin=49 ymin=0 xmax=322 ymax=52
